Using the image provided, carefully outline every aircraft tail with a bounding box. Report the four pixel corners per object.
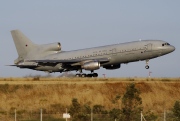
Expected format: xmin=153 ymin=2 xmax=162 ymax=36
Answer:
xmin=11 ymin=30 xmax=36 ymax=61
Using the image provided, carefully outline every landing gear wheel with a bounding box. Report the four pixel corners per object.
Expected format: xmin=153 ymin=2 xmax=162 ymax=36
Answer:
xmin=75 ymin=74 xmax=81 ymax=77
xmin=145 ymin=65 xmax=149 ymax=69
xmin=81 ymin=74 xmax=87 ymax=77
xmin=87 ymin=74 xmax=93 ymax=77
xmin=93 ymin=73 xmax=98 ymax=77
xmin=75 ymin=70 xmax=98 ymax=78
xmin=86 ymin=73 xmax=98 ymax=77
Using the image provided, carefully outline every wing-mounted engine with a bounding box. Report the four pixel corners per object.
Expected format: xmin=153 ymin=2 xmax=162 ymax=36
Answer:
xmin=82 ymin=61 xmax=100 ymax=70
xmin=103 ymin=64 xmax=121 ymax=70
xmin=41 ymin=42 xmax=61 ymax=52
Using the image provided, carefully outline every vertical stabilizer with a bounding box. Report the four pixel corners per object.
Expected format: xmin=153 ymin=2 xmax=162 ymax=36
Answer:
xmin=11 ymin=30 xmax=36 ymax=60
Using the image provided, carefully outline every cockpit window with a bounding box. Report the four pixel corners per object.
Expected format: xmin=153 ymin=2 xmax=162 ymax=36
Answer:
xmin=162 ymin=43 xmax=170 ymax=46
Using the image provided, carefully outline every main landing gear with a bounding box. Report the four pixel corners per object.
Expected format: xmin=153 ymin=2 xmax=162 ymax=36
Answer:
xmin=75 ymin=70 xmax=98 ymax=77
xmin=75 ymin=73 xmax=98 ymax=77
xmin=145 ymin=59 xmax=150 ymax=69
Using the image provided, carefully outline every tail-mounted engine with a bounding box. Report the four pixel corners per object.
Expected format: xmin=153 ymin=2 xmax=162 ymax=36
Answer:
xmin=41 ymin=42 xmax=61 ymax=52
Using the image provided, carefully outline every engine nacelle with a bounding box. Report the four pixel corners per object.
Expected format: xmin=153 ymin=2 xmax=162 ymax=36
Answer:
xmin=82 ymin=61 xmax=100 ymax=70
xmin=103 ymin=64 xmax=121 ymax=70
xmin=41 ymin=42 xmax=61 ymax=52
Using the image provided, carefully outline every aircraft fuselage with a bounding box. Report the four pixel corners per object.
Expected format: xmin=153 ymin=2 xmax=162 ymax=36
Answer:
xmin=10 ymin=30 xmax=175 ymax=77
xmin=34 ymin=40 xmax=175 ymax=72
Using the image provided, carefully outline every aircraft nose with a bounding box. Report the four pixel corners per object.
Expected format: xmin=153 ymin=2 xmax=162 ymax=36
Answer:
xmin=169 ymin=45 xmax=175 ymax=52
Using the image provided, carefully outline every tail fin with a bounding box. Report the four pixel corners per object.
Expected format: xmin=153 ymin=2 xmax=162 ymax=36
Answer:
xmin=11 ymin=30 xmax=36 ymax=60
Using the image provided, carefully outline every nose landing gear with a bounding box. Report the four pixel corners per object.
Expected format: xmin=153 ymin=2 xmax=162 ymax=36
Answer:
xmin=145 ymin=60 xmax=150 ymax=69
xmin=145 ymin=65 xmax=149 ymax=69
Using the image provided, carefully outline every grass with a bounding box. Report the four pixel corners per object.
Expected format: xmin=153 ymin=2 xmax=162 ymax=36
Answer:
xmin=0 ymin=77 xmax=180 ymax=114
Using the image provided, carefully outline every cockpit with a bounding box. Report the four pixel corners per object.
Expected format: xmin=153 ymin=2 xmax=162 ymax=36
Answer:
xmin=162 ymin=43 xmax=170 ymax=46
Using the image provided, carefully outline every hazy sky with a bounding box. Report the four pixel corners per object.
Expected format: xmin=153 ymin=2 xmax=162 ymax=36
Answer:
xmin=1 ymin=1 xmax=180 ymax=77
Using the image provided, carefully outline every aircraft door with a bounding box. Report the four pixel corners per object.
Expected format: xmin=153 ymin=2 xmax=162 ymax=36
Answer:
xmin=112 ymin=48 xmax=117 ymax=55
xmin=145 ymin=44 xmax=152 ymax=52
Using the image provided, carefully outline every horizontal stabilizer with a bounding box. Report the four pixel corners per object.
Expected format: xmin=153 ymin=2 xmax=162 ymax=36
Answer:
xmin=6 ymin=65 xmax=18 ymax=66
xmin=7 ymin=61 xmax=38 ymax=68
xmin=6 ymin=65 xmax=37 ymax=67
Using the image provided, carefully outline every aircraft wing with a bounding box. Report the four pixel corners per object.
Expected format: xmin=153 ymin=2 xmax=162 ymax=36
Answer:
xmin=27 ymin=57 xmax=110 ymax=66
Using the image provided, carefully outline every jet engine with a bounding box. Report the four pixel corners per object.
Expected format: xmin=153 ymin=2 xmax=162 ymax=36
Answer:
xmin=41 ymin=42 xmax=61 ymax=52
xmin=82 ymin=61 xmax=100 ymax=70
xmin=103 ymin=64 xmax=121 ymax=70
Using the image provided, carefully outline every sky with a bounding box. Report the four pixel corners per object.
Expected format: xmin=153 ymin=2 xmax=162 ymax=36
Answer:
xmin=1 ymin=0 xmax=180 ymax=78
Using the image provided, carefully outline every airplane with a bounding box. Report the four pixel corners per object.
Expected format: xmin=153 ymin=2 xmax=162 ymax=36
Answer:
xmin=10 ymin=30 xmax=175 ymax=77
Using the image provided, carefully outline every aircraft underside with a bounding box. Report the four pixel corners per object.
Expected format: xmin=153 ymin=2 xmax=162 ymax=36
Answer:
xmin=31 ymin=60 xmax=150 ymax=77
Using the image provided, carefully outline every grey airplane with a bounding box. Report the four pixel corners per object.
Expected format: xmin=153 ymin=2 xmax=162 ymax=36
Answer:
xmin=10 ymin=30 xmax=175 ymax=77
